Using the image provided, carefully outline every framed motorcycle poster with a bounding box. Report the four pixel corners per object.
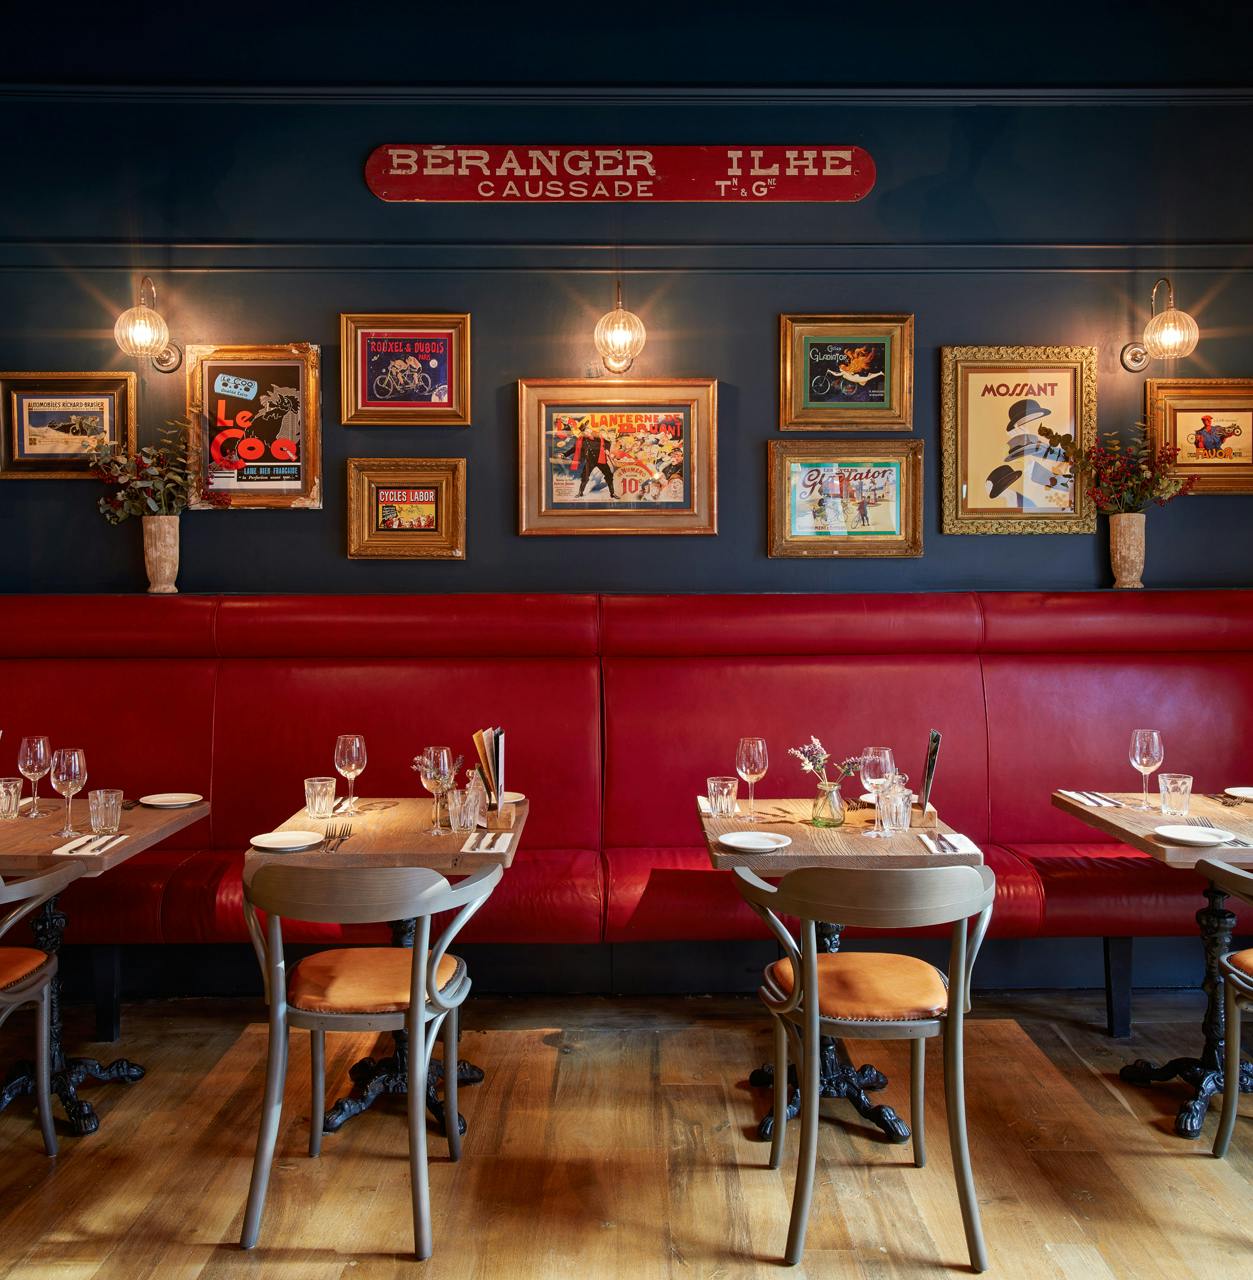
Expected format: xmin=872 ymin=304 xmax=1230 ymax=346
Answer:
xmin=346 ymin=457 xmax=466 ymax=558
xmin=518 ymin=378 xmax=717 ymax=536
xmin=186 ymin=343 xmax=321 ymax=509
xmin=1146 ymin=377 xmax=1253 ymax=494
xmin=779 ymin=313 xmax=914 ymax=430
xmin=0 ymin=371 xmax=135 ymax=480
xmin=340 ymin=313 xmax=470 ymax=426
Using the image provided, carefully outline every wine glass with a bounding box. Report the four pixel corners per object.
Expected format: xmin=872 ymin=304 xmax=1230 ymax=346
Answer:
xmin=18 ymin=735 xmax=50 ymax=818
xmin=736 ymin=737 xmax=769 ymax=824
xmin=860 ymin=746 xmax=897 ymax=837
xmin=1129 ymin=729 xmax=1164 ymax=811
xmin=418 ymin=746 xmax=452 ymax=835
xmin=334 ymin=734 xmax=367 ymax=815
xmin=50 ymin=748 xmax=87 ymax=838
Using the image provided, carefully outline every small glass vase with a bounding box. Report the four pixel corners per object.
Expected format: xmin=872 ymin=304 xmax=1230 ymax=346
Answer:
xmin=811 ymin=781 xmax=846 ymax=828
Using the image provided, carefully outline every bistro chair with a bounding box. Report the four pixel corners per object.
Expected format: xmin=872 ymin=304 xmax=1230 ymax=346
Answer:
xmin=0 ymin=863 xmax=79 ymax=1156
xmin=1196 ymin=859 xmax=1253 ymax=1159
xmin=240 ymin=860 xmax=503 ymax=1260
xmin=735 ymin=863 xmax=996 ymax=1272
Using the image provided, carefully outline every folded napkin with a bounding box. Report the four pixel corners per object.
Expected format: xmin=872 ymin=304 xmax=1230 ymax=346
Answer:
xmin=918 ymin=832 xmax=982 ymax=856
xmin=697 ymin=794 xmax=743 ymax=816
xmin=461 ymin=831 xmax=512 ymax=854
xmin=1059 ymin=789 xmax=1118 ymax=808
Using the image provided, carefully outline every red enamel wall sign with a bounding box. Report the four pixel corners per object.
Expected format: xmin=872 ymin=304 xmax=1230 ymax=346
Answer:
xmin=365 ymin=144 xmax=876 ymax=203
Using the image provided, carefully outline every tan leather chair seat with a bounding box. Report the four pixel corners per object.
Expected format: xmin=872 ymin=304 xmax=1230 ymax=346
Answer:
xmin=1228 ymin=949 xmax=1253 ymax=980
xmin=288 ymin=948 xmax=461 ymax=1014
xmin=767 ymin=952 xmax=948 ymax=1022
xmin=0 ymin=947 xmax=52 ymax=991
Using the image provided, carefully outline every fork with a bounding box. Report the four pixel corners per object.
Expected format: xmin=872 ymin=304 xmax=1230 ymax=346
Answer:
xmin=331 ymin=824 xmax=353 ymax=852
xmin=322 ymin=822 xmax=345 ymax=852
xmin=1189 ymin=815 xmax=1251 ymax=848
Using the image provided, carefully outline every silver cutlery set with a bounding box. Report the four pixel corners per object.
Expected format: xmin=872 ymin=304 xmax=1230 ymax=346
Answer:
xmin=56 ymin=832 xmax=128 ymax=856
xmin=322 ymin=823 xmax=353 ymax=852
xmin=1187 ymin=815 xmax=1252 ymax=848
xmin=465 ymin=831 xmax=509 ymax=853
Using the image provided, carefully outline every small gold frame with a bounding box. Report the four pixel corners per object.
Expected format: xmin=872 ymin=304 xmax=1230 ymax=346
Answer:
xmin=0 ymin=371 xmax=136 ymax=480
xmin=340 ymin=312 xmax=471 ymax=426
xmin=347 ymin=457 xmax=466 ymax=559
xmin=768 ymin=439 xmax=923 ymax=558
xmin=940 ymin=344 xmax=1097 ymax=535
xmin=1146 ymin=377 xmax=1253 ymax=495
xmin=779 ymin=313 xmax=914 ymax=430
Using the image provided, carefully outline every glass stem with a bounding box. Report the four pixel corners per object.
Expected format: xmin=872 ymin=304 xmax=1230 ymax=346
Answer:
xmin=749 ymin=780 xmax=756 ymax=822
xmin=348 ymin=775 xmax=355 ymax=811
xmin=65 ymin=794 xmax=72 ymax=831
xmin=1143 ymin=771 xmax=1149 ymax=810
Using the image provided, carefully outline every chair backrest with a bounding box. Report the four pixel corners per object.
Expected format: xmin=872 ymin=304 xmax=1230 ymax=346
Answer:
xmin=245 ymin=862 xmax=454 ymax=925
xmin=1197 ymin=859 xmax=1253 ymax=907
xmin=0 ymin=864 xmax=80 ymax=943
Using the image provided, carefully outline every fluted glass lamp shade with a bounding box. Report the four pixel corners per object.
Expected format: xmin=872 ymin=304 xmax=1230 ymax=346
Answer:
xmin=1142 ymin=306 xmax=1199 ymax=360
xmin=113 ymin=302 xmax=169 ymax=357
xmin=594 ymin=282 xmax=646 ymax=374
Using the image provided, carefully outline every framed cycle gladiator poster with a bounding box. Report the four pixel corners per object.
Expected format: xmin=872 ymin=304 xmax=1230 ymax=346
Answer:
xmin=779 ymin=314 xmax=914 ymax=430
xmin=518 ymin=378 xmax=717 ymax=536
xmin=340 ymin=313 xmax=471 ymax=426
xmin=187 ymin=343 xmax=322 ymax=509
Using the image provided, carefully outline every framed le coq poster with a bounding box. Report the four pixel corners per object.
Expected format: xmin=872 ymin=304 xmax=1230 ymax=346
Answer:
xmin=768 ymin=439 xmax=923 ymax=557
xmin=346 ymin=457 xmax=466 ymax=559
xmin=340 ymin=313 xmax=470 ymax=426
xmin=1146 ymin=378 xmax=1253 ymax=494
xmin=0 ymin=371 xmax=136 ymax=480
xmin=517 ymin=378 xmax=717 ymax=536
xmin=941 ymin=345 xmax=1097 ymax=535
xmin=186 ymin=343 xmax=321 ymax=510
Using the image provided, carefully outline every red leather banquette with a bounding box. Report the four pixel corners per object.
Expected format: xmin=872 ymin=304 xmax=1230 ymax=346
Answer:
xmin=0 ymin=591 xmax=1249 ymax=954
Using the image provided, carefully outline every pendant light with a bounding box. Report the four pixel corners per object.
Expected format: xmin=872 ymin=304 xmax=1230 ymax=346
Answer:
xmin=1120 ymin=276 xmax=1199 ymax=372
xmin=114 ymin=275 xmax=182 ymax=372
xmin=593 ymin=280 xmax=646 ymax=375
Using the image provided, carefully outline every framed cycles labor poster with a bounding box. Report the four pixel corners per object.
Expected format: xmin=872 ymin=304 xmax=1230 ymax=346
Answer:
xmin=340 ymin=313 xmax=471 ymax=426
xmin=517 ymin=378 xmax=717 ymax=536
xmin=346 ymin=457 xmax=466 ymax=558
xmin=186 ymin=344 xmax=321 ymax=509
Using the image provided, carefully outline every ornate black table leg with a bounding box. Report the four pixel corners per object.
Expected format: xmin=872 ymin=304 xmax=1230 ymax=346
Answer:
xmin=323 ymin=917 xmax=482 ymax=1137
xmin=750 ymin=921 xmax=910 ymax=1144
xmin=0 ymin=897 xmax=145 ymax=1138
xmin=1120 ymin=882 xmax=1253 ymax=1138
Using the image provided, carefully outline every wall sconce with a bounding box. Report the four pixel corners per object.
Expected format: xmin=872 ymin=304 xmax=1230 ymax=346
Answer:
xmin=114 ymin=275 xmax=182 ymax=373
xmin=593 ymin=280 xmax=646 ymax=374
xmin=1120 ymin=276 xmax=1199 ymax=372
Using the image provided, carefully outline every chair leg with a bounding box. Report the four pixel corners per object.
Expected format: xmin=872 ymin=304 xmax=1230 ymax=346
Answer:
xmin=769 ymin=1013 xmax=788 ymax=1170
xmin=36 ymin=984 xmax=57 ymax=1157
xmin=944 ymin=1016 xmax=988 ymax=1273
xmin=783 ymin=1012 xmax=820 ymax=1266
xmin=408 ymin=1016 xmax=433 ymax=1260
xmin=911 ymin=1036 xmax=927 ymax=1169
xmin=240 ymin=1016 xmax=289 ymax=1250
xmin=309 ymin=1028 xmax=325 ymax=1158
xmin=444 ymin=1007 xmax=462 ymax=1162
xmin=1213 ymin=982 xmax=1241 ymax=1158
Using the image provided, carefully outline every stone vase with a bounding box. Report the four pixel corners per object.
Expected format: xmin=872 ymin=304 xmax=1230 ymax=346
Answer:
xmin=1109 ymin=512 xmax=1146 ymax=590
xmin=142 ymin=515 xmax=180 ymax=594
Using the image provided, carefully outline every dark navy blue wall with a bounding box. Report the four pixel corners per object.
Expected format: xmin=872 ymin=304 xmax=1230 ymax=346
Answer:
xmin=2 ymin=5 xmax=1252 ymax=593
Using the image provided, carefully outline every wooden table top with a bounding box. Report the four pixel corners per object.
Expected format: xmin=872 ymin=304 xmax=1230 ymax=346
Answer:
xmin=699 ymin=798 xmax=981 ymax=872
xmin=0 ymin=801 xmax=210 ymax=877
xmin=243 ymin=796 xmax=529 ymax=876
xmin=1051 ymin=790 xmax=1253 ymax=869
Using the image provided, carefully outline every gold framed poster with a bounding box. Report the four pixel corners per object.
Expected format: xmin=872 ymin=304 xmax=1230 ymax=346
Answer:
xmin=186 ymin=343 xmax=321 ymax=509
xmin=339 ymin=312 xmax=471 ymax=426
xmin=517 ymin=378 xmax=717 ymax=536
xmin=1146 ymin=377 xmax=1253 ymax=495
xmin=941 ymin=345 xmax=1096 ymax=534
xmin=346 ymin=457 xmax=466 ymax=559
xmin=768 ymin=439 xmax=923 ymax=557
xmin=0 ymin=371 xmax=136 ymax=480
xmin=779 ymin=313 xmax=914 ymax=430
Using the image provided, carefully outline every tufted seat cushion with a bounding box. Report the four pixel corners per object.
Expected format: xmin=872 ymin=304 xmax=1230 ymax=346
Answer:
xmin=768 ymin=953 xmax=948 ymax=1022
xmin=288 ymin=948 xmax=461 ymax=1014
xmin=0 ymin=948 xmax=52 ymax=991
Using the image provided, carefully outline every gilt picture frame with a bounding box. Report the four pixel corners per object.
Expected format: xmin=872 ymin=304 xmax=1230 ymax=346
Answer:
xmin=779 ymin=313 xmax=914 ymax=430
xmin=0 ymin=371 xmax=136 ymax=480
xmin=340 ymin=312 xmax=471 ymax=426
xmin=940 ymin=344 xmax=1097 ymax=535
xmin=768 ymin=439 xmax=923 ymax=558
xmin=518 ymin=377 xmax=717 ymax=536
xmin=346 ymin=457 xmax=466 ymax=559
xmin=1146 ymin=377 xmax=1253 ymax=495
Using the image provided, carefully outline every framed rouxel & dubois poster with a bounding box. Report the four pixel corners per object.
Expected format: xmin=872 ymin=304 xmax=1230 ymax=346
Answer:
xmin=340 ymin=313 xmax=471 ymax=426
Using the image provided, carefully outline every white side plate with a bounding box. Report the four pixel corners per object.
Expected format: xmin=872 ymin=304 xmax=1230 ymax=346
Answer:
xmin=139 ymin=792 xmax=204 ymax=808
xmin=719 ymin=831 xmax=792 ymax=852
xmin=250 ymin=830 xmax=323 ymax=852
xmin=1155 ymin=824 xmax=1235 ymax=847
xmin=1225 ymin=787 xmax=1253 ymax=801
xmin=499 ymin=790 xmax=527 ymax=804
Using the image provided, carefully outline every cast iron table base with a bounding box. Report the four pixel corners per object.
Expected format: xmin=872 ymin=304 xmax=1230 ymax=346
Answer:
xmin=323 ymin=917 xmax=479 ymax=1137
xmin=0 ymin=897 xmax=144 ymax=1137
xmin=1120 ymin=883 xmax=1253 ymax=1138
xmin=750 ymin=922 xmax=911 ymax=1144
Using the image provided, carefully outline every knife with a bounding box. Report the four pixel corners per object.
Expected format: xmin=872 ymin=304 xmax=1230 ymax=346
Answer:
xmin=92 ymin=834 xmax=128 ymax=855
xmin=920 ymin=730 xmax=942 ymax=815
xmin=55 ymin=833 xmax=100 ymax=855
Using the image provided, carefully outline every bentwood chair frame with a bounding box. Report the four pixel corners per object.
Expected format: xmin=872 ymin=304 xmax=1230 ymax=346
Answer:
xmin=735 ymin=863 xmax=995 ymax=1272
xmin=240 ymin=861 xmax=503 ymax=1259
xmin=0 ymin=863 xmax=79 ymax=1156
xmin=1197 ymin=859 xmax=1253 ymax=1159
